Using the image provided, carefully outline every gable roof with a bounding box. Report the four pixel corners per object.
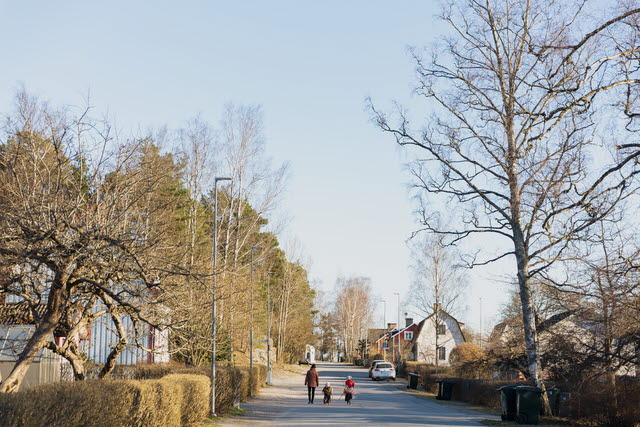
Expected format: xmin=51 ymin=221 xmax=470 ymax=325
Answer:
xmin=414 ymin=309 xmax=466 ymax=342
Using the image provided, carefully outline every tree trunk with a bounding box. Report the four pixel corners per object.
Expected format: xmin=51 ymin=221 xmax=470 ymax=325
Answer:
xmin=0 ymin=279 xmax=67 ymax=394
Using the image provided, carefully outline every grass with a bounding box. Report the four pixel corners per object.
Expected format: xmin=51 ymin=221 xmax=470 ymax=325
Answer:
xmin=202 ymin=407 xmax=248 ymax=425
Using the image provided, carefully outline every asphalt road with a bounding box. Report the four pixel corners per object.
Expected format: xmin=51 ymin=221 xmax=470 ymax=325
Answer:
xmin=221 ymin=362 xmax=499 ymax=426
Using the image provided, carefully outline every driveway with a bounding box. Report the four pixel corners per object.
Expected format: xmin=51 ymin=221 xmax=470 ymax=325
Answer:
xmin=220 ymin=362 xmax=499 ymax=426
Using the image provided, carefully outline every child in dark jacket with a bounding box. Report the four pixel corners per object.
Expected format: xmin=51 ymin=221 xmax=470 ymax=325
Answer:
xmin=322 ymin=382 xmax=332 ymax=404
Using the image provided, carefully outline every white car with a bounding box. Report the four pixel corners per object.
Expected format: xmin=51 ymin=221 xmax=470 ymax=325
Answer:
xmin=368 ymin=360 xmax=386 ymax=378
xmin=371 ymin=362 xmax=396 ymax=381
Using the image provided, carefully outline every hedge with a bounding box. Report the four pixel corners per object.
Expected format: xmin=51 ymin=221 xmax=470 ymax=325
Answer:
xmin=0 ymin=364 xmax=269 ymax=426
xmin=0 ymin=374 xmax=209 ymax=427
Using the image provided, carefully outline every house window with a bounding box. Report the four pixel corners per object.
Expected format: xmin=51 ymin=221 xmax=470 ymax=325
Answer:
xmin=404 ymin=331 xmax=413 ymax=341
xmin=437 ymin=346 xmax=446 ymax=360
xmin=437 ymin=324 xmax=446 ymax=335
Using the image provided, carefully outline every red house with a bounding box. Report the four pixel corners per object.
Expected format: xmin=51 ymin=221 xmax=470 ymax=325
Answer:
xmin=375 ymin=318 xmax=418 ymax=362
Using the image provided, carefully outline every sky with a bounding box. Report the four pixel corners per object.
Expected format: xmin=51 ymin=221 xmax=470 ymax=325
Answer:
xmin=0 ymin=1 xmax=515 ymax=334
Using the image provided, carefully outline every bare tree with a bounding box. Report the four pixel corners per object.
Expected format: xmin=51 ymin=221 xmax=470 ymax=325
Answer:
xmin=333 ymin=277 xmax=374 ymax=360
xmin=370 ymin=0 xmax=640 ymax=405
xmin=0 ymin=90 xmax=181 ymax=392
xmin=408 ymin=230 xmax=468 ymax=368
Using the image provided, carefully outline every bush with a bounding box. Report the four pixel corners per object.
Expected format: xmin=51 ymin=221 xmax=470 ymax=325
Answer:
xmin=366 ymin=353 xmax=385 ymax=367
xmin=571 ymin=376 xmax=640 ymax=426
xmin=0 ymin=374 xmax=209 ymax=427
xmin=0 ymin=363 xmax=269 ymax=425
xmin=449 ymin=343 xmax=491 ymax=379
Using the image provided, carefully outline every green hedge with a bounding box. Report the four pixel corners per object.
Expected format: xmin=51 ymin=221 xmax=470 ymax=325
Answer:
xmin=0 ymin=374 xmax=209 ymax=427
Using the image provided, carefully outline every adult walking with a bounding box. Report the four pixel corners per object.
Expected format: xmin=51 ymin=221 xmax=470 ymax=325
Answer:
xmin=304 ymin=364 xmax=319 ymax=404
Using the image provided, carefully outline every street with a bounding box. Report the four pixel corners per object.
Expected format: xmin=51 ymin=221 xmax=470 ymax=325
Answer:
xmin=221 ymin=363 xmax=500 ymax=426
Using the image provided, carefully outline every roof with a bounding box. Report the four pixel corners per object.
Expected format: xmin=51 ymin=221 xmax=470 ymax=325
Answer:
xmin=414 ymin=309 xmax=466 ymax=342
xmin=389 ymin=323 xmax=417 ymax=339
xmin=0 ymin=303 xmax=46 ymax=325
xmin=0 ymin=303 xmax=69 ymax=337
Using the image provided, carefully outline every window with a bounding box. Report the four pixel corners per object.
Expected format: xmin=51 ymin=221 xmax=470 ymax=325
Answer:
xmin=437 ymin=324 xmax=446 ymax=336
xmin=404 ymin=331 xmax=413 ymax=341
xmin=437 ymin=346 xmax=446 ymax=361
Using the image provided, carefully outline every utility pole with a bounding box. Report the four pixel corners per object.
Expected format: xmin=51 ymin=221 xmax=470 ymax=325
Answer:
xmin=211 ymin=176 xmax=231 ymax=417
xmin=267 ymin=271 xmax=274 ymax=386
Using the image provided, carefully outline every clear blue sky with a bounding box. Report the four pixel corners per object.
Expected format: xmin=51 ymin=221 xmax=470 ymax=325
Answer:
xmin=0 ymin=1 xmax=513 ymax=333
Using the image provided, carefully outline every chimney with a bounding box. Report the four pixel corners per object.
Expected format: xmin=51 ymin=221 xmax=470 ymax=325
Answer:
xmin=405 ymin=317 xmax=413 ymax=327
xmin=387 ymin=322 xmax=397 ymax=331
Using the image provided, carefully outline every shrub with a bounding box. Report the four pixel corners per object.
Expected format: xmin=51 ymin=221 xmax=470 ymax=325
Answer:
xmin=0 ymin=374 xmax=209 ymax=427
xmin=366 ymin=353 xmax=385 ymax=367
xmin=449 ymin=343 xmax=491 ymax=379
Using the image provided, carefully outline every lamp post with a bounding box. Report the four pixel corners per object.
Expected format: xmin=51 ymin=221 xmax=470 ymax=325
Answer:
xmin=479 ymin=297 xmax=483 ymax=349
xmin=267 ymin=271 xmax=274 ymax=385
xmin=394 ymin=292 xmax=400 ymax=367
xmin=211 ymin=176 xmax=231 ymax=417
xmin=249 ymin=246 xmax=259 ymax=396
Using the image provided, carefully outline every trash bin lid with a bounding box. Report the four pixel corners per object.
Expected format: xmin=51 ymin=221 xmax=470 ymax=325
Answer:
xmin=515 ymin=385 xmax=543 ymax=393
xmin=497 ymin=385 xmax=519 ymax=391
xmin=408 ymin=373 xmax=419 ymax=377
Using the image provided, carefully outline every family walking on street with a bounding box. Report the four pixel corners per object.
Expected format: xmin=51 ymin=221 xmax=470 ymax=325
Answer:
xmin=304 ymin=364 xmax=356 ymax=405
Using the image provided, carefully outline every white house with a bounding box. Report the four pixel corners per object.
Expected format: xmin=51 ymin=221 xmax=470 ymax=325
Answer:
xmin=412 ymin=308 xmax=466 ymax=366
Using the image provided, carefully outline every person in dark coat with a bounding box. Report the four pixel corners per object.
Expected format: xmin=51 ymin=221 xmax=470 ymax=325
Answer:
xmin=304 ymin=364 xmax=319 ymax=404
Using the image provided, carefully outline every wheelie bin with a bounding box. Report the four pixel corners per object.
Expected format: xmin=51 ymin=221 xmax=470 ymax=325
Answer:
xmin=407 ymin=373 xmax=420 ymax=389
xmin=497 ymin=385 xmax=518 ymax=421
xmin=544 ymin=387 xmax=561 ymax=416
xmin=515 ymin=386 xmax=544 ymax=424
xmin=436 ymin=380 xmax=453 ymax=400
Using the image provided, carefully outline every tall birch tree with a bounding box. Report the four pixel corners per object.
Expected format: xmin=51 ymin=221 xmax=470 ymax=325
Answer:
xmin=370 ymin=0 xmax=640 ymax=402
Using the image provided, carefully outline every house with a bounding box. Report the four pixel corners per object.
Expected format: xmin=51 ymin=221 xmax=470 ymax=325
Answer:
xmin=411 ymin=306 xmax=466 ymax=366
xmin=0 ymin=301 xmax=170 ymax=391
xmin=488 ymin=310 xmax=639 ymax=378
xmin=0 ymin=304 xmax=65 ymax=390
xmin=374 ymin=319 xmax=419 ymax=362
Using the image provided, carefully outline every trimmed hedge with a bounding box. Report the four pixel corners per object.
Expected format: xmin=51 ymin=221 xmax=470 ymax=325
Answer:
xmin=0 ymin=374 xmax=209 ymax=427
xmin=0 ymin=364 xmax=269 ymax=426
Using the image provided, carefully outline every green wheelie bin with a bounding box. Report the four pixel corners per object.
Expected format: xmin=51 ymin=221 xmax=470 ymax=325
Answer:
xmin=497 ymin=385 xmax=518 ymax=421
xmin=436 ymin=380 xmax=453 ymax=400
xmin=407 ymin=373 xmax=420 ymax=389
xmin=543 ymin=387 xmax=561 ymax=416
xmin=515 ymin=386 xmax=544 ymax=424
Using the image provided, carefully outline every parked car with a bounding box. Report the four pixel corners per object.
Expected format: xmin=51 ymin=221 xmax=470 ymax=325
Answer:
xmin=368 ymin=360 xmax=386 ymax=378
xmin=371 ymin=362 xmax=396 ymax=381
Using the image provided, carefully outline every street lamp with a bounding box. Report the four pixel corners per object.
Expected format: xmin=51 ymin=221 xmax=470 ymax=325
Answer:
xmin=249 ymin=245 xmax=259 ymax=395
xmin=267 ymin=271 xmax=274 ymax=385
xmin=394 ymin=292 xmax=400 ymax=367
xmin=211 ymin=176 xmax=231 ymax=417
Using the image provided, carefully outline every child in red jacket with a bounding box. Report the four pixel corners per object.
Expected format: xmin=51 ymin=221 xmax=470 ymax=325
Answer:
xmin=344 ymin=376 xmax=355 ymax=404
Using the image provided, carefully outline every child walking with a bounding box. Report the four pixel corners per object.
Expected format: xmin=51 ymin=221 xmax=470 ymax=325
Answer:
xmin=344 ymin=376 xmax=355 ymax=405
xmin=322 ymin=382 xmax=332 ymax=404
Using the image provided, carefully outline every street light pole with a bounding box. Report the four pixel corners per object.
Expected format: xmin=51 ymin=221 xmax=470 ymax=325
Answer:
xmin=211 ymin=176 xmax=231 ymax=417
xmin=394 ymin=292 xmax=400 ymax=367
xmin=249 ymin=245 xmax=259 ymax=396
xmin=267 ymin=271 xmax=274 ymax=385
